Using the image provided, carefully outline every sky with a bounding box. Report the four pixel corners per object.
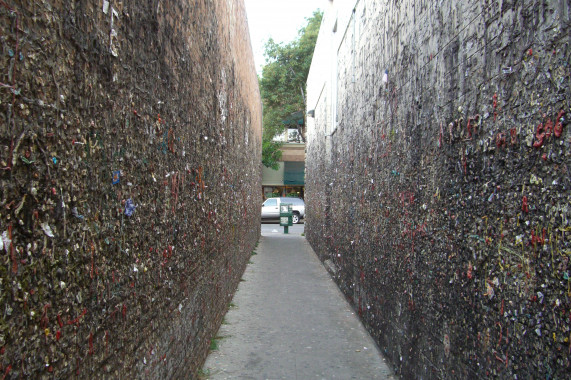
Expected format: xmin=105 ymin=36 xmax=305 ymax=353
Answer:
xmin=244 ymin=0 xmax=326 ymax=75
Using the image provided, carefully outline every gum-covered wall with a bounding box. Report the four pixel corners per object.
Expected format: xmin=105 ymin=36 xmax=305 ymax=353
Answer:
xmin=0 ymin=0 xmax=261 ymax=378
xmin=306 ymin=0 xmax=570 ymax=378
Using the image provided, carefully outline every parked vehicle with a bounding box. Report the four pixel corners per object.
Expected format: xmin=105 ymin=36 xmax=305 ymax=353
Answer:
xmin=261 ymin=197 xmax=305 ymax=224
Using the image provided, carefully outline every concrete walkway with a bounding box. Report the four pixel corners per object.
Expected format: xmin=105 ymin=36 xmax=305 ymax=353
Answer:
xmin=202 ymin=224 xmax=395 ymax=379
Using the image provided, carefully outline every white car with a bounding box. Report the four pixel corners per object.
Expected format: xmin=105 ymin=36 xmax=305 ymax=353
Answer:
xmin=261 ymin=197 xmax=305 ymax=224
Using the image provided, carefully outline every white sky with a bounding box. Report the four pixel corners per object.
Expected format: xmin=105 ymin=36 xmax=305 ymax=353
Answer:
xmin=244 ymin=0 xmax=326 ymax=75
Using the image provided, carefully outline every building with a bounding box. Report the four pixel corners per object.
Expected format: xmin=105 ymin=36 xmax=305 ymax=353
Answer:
xmin=262 ymin=128 xmax=305 ymax=199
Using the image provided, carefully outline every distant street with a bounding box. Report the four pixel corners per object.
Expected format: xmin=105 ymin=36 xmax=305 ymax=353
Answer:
xmin=260 ymin=222 xmax=304 ymax=235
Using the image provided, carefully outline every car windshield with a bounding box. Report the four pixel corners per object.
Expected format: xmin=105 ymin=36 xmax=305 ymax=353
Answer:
xmin=264 ymin=199 xmax=277 ymax=207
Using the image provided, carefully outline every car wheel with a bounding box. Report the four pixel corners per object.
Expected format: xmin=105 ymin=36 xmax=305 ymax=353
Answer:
xmin=292 ymin=212 xmax=300 ymax=224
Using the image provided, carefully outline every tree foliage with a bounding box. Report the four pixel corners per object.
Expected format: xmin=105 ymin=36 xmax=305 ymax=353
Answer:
xmin=260 ymin=11 xmax=323 ymax=169
xmin=262 ymin=139 xmax=282 ymax=170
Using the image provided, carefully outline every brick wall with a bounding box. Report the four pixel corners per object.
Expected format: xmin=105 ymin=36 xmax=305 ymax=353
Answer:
xmin=306 ymin=0 xmax=570 ymax=378
xmin=0 ymin=0 xmax=261 ymax=378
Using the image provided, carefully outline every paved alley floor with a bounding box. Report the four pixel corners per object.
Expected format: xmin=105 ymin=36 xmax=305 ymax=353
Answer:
xmin=202 ymin=224 xmax=395 ymax=379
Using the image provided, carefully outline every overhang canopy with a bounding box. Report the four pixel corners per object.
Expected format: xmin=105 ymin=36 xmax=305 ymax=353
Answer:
xmin=281 ymin=111 xmax=304 ymax=126
xmin=283 ymin=161 xmax=305 ymax=185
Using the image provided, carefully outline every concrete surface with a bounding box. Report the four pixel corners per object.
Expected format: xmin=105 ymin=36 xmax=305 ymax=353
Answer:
xmin=202 ymin=224 xmax=395 ymax=379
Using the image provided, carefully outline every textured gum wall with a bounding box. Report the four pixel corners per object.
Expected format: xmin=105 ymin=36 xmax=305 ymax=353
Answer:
xmin=306 ymin=0 xmax=570 ymax=378
xmin=0 ymin=0 xmax=261 ymax=378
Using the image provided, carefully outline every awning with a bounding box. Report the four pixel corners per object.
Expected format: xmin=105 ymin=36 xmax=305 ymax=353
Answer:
xmin=281 ymin=111 xmax=304 ymax=126
xmin=283 ymin=161 xmax=305 ymax=185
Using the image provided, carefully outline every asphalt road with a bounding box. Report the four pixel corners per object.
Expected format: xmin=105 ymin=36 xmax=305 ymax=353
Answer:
xmin=260 ymin=222 xmax=305 ymax=235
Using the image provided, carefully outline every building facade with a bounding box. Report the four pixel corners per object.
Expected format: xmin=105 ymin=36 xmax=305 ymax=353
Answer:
xmin=262 ymin=141 xmax=305 ymax=199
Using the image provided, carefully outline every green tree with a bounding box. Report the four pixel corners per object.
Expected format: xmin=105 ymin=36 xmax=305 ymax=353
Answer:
xmin=260 ymin=10 xmax=322 ymax=169
xmin=262 ymin=139 xmax=283 ymax=170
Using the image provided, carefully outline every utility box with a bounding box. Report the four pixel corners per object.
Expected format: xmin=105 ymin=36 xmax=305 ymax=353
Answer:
xmin=280 ymin=203 xmax=293 ymax=233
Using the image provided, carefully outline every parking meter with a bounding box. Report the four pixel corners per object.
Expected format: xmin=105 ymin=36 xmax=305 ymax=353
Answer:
xmin=279 ymin=203 xmax=293 ymax=234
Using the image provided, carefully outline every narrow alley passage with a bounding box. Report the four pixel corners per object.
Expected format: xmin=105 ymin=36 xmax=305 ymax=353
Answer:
xmin=203 ymin=224 xmax=395 ymax=379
